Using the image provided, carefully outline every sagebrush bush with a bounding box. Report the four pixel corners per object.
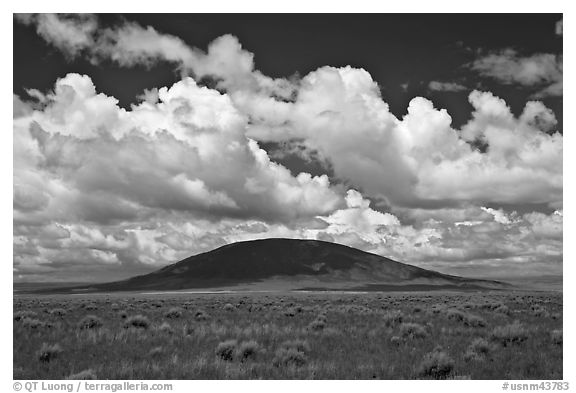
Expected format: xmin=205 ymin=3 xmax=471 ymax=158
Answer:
xmin=446 ymin=308 xmax=467 ymax=321
xmin=494 ymin=304 xmax=510 ymax=315
xmin=284 ymin=307 xmax=297 ymax=317
xmin=49 ymin=308 xmax=67 ymax=317
xmin=14 ymin=310 xmax=37 ymax=321
xmin=399 ymin=322 xmax=428 ymax=339
xmin=417 ymin=348 xmax=454 ymax=379
xmin=308 ymin=318 xmax=326 ymax=331
xmin=195 ymin=310 xmax=209 ymax=321
xmin=273 ymin=347 xmax=307 ymax=367
xmin=491 ymin=321 xmax=528 ymax=346
xmin=66 ymin=369 xmax=97 ymax=380
xmin=469 ymin=337 xmax=492 ymax=354
xmin=77 ymin=315 xmax=103 ymax=330
xmin=21 ymin=317 xmax=50 ymax=329
xmin=464 ymin=337 xmax=492 ymax=361
xmin=382 ymin=310 xmax=404 ymax=327
xmin=550 ymin=329 xmax=562 ymax=345
xmin=446 ymin=309 xmax=486 ymax=327
xmin=158 ymin=322 xmax=174 ymax=334
xmin=280 ymin=339 xmax=311 ymax=353
xmin=464 ymin=314 xmax=487 ymax=327
xmin=165 ymin=307 xmax=182 ymax=319
xmin=124 ymin=315 xmax=150 ymax=329
xmin=215 ymin=339 xmax=238 ymax=361
xmin=37 ymin=343 xmax=63 ymax=363
xmin=236 ymin=340 xmax=260 ymax=362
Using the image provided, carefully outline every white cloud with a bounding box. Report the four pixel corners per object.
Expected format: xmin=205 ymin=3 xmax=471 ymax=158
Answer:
xmin=556 ymin=19 xmax=563 ymax=36
xmin=480 ymin=207 xmax=517 ymax=225
xmin=14 ymin=74 xmax=347 ymax=229
xmin=428 ymin=81 xmax=467 ymax=92
xmin=241 ymin=67 xmax=562 ymax=208
xmin=13 ymin=15 xmax=563 ymax=281
xmin=15 ymin=14 xmax=98 ymax=57
xmin=470 ymin=49 xmax=562 ymax=97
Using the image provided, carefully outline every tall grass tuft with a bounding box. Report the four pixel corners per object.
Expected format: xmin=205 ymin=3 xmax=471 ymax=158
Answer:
xmin=66 ymin=369 xmax=97 ymax=380
xmin=37 ymin=343 xmax=63 ymax=363
xmin=236 ymin=340 xmax=261 ymax=362
xmin=215 ymin=339 xmax=238 ymax=361
xmin=77 ymin=315 xmax=103 ymax=330
xmin=417 ymin=347 xmax=454 ymax=379
xmin=124 ymin=315 xmax=150 ymax=329
xmin=491 ymin=321 xmax=528 ymax=346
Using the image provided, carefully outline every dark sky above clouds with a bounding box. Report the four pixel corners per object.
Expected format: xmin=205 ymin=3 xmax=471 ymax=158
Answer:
xmin=13 ymin=14 xmax=563 ymax=282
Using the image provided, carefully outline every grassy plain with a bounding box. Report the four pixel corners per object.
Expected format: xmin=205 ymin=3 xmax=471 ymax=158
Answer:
xmin=13 ymin=290 xmax=562 ymax=379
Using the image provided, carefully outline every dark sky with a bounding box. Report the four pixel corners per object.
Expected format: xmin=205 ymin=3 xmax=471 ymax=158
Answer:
xmin=14 ymin=14 xmax=563 ymax=129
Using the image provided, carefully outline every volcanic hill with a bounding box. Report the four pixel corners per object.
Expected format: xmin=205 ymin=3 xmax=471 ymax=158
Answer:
xmin=81 ymin=238 xmax=507 ymax=292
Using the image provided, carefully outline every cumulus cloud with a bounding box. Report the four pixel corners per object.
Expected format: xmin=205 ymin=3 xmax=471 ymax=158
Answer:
xmin=428 ymin=81 xmax=467 ymax=92
xmin=470 ymin=49 xmax=562 ymax=97
xmin=241 ymin=67 xmax=562 ymax=209
xmin=15 ymin=14 xmax=98 ymax=57
xmin=14 ymin=74 xmax=347 ymax=228
xmin=15 ymin=14 xmax=295 ymax=100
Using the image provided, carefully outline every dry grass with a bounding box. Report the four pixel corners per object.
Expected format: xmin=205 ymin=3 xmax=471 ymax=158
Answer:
xmin=13 ymin=291 xmax=562 ymax=379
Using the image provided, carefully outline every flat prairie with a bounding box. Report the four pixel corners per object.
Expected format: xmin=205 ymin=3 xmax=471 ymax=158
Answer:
xmin=13 ymin=290 xmax=562 ymax=380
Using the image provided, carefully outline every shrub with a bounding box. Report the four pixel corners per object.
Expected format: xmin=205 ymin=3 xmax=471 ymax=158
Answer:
xmin=464 ymin=338 xmax=492 ymax=361
xmin=308 ymin=318 xmax=326 ymax=332
xmin=280 ymin=339 xmax=311 ymax=353
xmin=464 ymin=314 xmax=487 ymax=327
xmin=215 ymin=339 xmax=238 ymax=361
xmin=37 ymin=343 xmax=63 ymax=363
xmin=273 ymin=347 xmax=307 ymax=367
xmin=66 ymin=369 xmax=97 ymax=380
xmin=195 ymin=310 xmax=209 ymax=321
xmin=417 ymin=348 xmax=454 ymax=379
xmin=165 ymin=307 xmax=182 ymax=319
xmin=21 ymin=317 xmax=50 ymax=329
xmin=14 ymin=310 xmax=37 ymax=321
xmin=491 ymin=321 xmax=528 ymax=346
xmin=446 ymin=308 xmax=467 ymax=322
xmin=236 ymin=340 xmax=260 ymax=362
xmin=284 ymin=307 xmax=297 ymax=317
xmin=550 ymin=329 xmax=562 ymax=345
xmin=158 ymin=322 xmax=174 ymax=335
xmin=446 ymin=309 xmax=486 ymax=327
xmin=382 ymin=310 xmax=404 ymax=327
xmin=469 ymin=337 xmax=492 ymax=355
xmin=49 ymin=308 xmax=67 ymax=317
xmin=124 ymin=315 xmax=150 ymax=329
xmin=494 ymin=305 xmax=510 ymax=315
xmin=399 ymin=322 xmax=428 ymax=339
xmin=77 ymin=315 xmax=103 ymax=330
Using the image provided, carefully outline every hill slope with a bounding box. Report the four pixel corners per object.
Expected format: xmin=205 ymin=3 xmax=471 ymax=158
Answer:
xmin=88 ymin=238 xmax=506 ymax=292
